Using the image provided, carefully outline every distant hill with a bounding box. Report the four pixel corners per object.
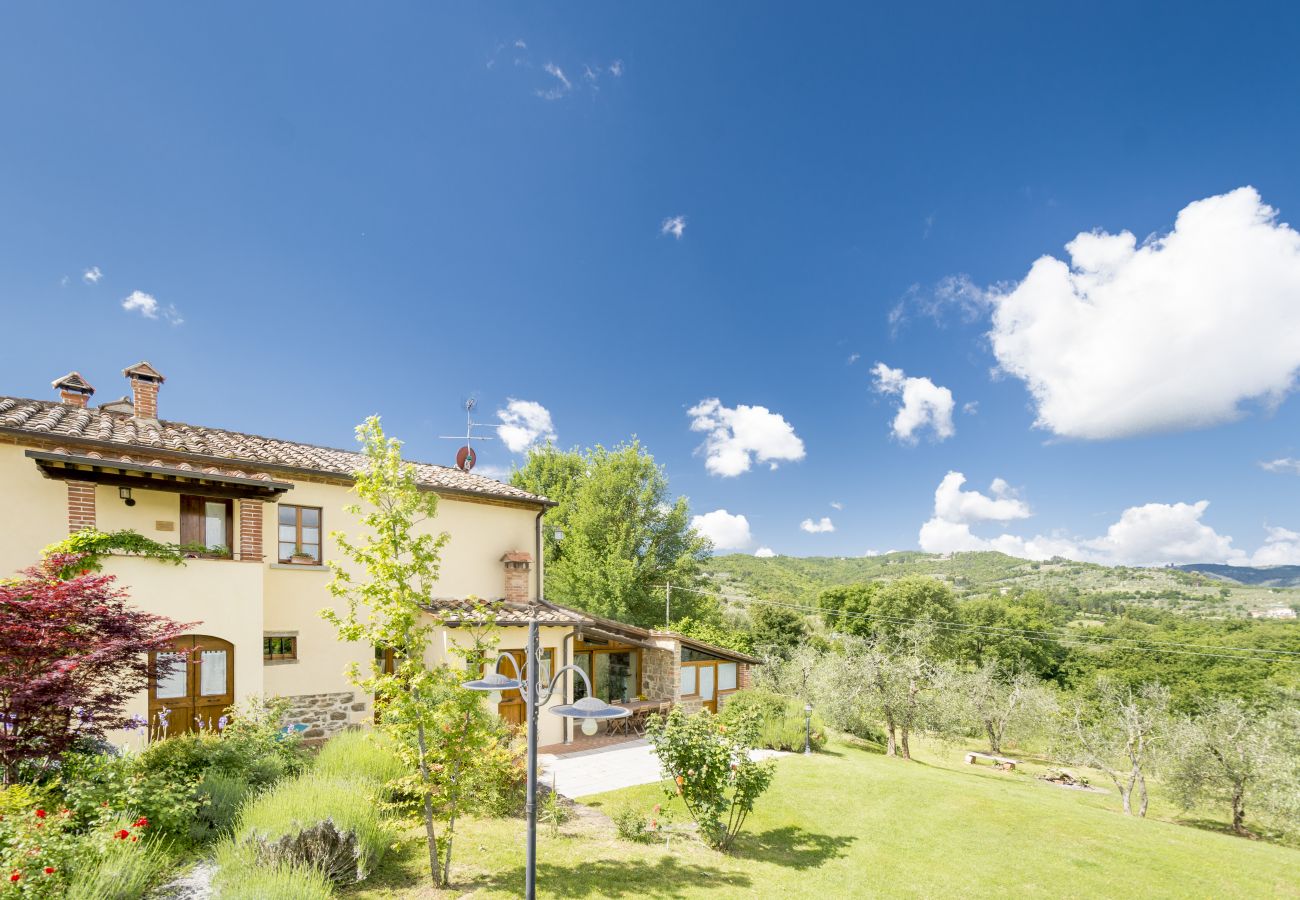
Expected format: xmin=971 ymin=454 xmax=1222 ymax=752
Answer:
xmin=1175 ymin=563 xmax=1300 ymax=587
xmin=703 ymin=551 xmax=1300 ymax=618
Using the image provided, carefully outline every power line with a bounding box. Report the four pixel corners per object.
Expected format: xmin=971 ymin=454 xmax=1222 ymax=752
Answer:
xmin=663 ymin=583 xmax=1300 ymax=661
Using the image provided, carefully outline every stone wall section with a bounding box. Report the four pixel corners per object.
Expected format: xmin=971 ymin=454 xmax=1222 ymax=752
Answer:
xmin=280 ymin=691 xmax=367 ymax=739
xmin=642 ymin=643 xmax=678 ymax=701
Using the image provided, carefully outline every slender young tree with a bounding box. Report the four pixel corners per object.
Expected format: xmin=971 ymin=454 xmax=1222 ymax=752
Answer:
xmin=322 ymin=417 xmax=506 ymax=887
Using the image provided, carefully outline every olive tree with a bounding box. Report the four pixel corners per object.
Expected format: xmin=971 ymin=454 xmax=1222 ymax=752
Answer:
xmin=951 ymin=662 xmax=1058 ymax=755
xmin=1057 ymin=679 xmax=1169 ymax=817
xmin=1165 ymin=699 xmax=1300 ymax=836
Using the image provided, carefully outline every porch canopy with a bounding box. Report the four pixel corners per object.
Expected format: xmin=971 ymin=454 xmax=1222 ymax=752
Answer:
xmin=27 ymin=449 xmax=293 ymax=501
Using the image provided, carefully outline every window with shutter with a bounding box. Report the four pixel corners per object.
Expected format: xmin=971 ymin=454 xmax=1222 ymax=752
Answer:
xmin=180 ymin=496 xmax=233 ymax=557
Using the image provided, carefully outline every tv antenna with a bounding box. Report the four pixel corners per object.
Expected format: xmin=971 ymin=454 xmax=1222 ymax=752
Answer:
xmin=438 ymin=397 xmax=502 ymax=472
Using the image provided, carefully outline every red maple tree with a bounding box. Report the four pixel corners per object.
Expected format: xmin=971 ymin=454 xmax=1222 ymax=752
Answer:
xmin=0 ymin=552 xmax=193 ymax=783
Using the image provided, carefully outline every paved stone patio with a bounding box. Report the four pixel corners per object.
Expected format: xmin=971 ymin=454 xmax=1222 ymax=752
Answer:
xmin=540 ymin=738 xmax=787 ymax=799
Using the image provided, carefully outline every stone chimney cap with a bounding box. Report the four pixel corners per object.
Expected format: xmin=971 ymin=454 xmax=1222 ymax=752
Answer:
xmin=122 ymin=361 xmax=165 ymax=383
xmin=501 ymin=551 xmax=533 ymax=564
xmin=51 ymin=372 xmax=95 ymax=395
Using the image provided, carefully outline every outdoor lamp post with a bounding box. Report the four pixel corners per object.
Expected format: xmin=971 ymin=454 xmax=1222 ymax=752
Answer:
xmin=463 ymin=617 xmax=629 ymax=900
xmin=804 ymin=702 xmax=813 ymax=755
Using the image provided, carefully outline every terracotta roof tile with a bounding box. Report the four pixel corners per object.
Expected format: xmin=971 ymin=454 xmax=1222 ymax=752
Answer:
xmin=0 ymin=396 xmax=549 ymax=505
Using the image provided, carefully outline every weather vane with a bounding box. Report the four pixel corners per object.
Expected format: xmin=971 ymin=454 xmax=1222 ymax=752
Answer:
xmin=438 ymin=397 xmax=501 ymax=472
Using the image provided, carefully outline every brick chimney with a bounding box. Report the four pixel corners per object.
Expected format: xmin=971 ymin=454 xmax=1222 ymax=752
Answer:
xmin=501 ymin=551 xmax=533 ymax=603
xmin=51 ymin=372 xmax=95 ymax=407
xmin=122 ymin=361 xmax=165 ymax=420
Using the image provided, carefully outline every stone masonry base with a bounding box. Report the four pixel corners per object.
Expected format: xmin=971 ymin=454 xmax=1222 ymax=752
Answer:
xmin=281 ymin=691 xmax=367 ymax=739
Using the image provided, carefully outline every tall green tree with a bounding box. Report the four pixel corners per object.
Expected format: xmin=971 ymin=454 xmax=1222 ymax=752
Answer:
xmin=954 ymin=591 xmax=1069 ymax=679
xmin=820 ymin=576 xmax=958 ymax=653
xmin=511 ymin=442 xmax=713 ymax=626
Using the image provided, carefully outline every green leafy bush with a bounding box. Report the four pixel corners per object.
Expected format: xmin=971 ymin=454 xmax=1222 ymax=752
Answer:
xmin=645 ymin=707 xmax=775 ymax=850
xmin=614 ymin=805 xmax=651 ymax=842
xmin=233 ymin=772 xmax=389 ymax=883
xmin=58 ymin=747 xmax=201 ymax=843
xmin=213 ymin=840 xmax=335 ymax=900
xmin=719 ymin=689 xmax=827 ymax=753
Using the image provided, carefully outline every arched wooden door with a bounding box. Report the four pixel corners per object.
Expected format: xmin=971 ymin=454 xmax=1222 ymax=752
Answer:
xmin=148 ymin=635 xmax=234 ymax=736
xmin=494 ymin=648 xmax=553 ymax=729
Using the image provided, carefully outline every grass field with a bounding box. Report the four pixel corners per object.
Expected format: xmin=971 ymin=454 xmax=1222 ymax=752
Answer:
xmin=347 ymin=737 xmax=1300 ymax=899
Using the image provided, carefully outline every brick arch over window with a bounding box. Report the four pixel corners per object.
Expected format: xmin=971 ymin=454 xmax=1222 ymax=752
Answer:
xmin=148 ymin=634 xmax=234 ymax=736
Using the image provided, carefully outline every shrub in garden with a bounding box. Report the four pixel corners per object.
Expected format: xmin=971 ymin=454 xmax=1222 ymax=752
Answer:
xmin=645 ymin=707 xmax=775 ymax=851
xmin=234 ymin=772 xmax=388 ymax=883
xmin=312 ymin=729 xmax=406 ymax=791
xmin=64 ymin=837 xmax=172 ymax=900
xmin=212 ymin=840 xmax=334 ymax=900
xmin=192 ymin=771 xmax=251 ymax=838
xmin=719 ymin=689 xmax=827 ymax=753
xmin=0 ymin=552 xmax=191 ymax=782
xmin=0 ymin=805 xmax=157 ymax=898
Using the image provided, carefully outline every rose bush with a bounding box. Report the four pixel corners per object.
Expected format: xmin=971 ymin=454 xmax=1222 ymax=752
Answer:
xmin=644 ymin=707 xmax=774 ymax=850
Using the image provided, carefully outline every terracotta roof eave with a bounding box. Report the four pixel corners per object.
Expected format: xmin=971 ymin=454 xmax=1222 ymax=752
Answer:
xmin=0 ymin=420 xmax=554 ymax=509
xmin=25 ymin=449 xmax=293 ymax=492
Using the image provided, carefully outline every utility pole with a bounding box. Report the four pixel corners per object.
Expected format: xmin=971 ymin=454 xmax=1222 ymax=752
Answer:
xmin=665 ymin=582 xmax=671 ymax=627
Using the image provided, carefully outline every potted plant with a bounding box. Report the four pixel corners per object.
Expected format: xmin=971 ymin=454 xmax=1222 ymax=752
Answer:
xmin=289 ymin=544 xmax=316 ymax=565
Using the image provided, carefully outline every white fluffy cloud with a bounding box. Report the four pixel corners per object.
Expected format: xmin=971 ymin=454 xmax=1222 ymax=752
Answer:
xmin=754 ymin=546 xmax=776 ymax=558
xmin=661 ymin=215 xmax=686 ymax=239
xmin=121 ymin=290 xmax=183 ymax=325
xmin=933 ymin=472 xmax=1030 ymax=524
xmin=496 ymin=399 xmax=556 ymax=452
xmin=692 ymin=509 xmax=752 ymax=550
xmin=871 ymin=363 xmax=955 ymax=443
xmin=83 ymin=266 xmax=102 ymax=284
xmin=916 ymin=470 xmax=1299 ymax=566
xmin=800 ymin=517 xmax=835 ymax=534
xmin=1242 ymin=526 xmax=1300 ymax=566
xmin=688 ymin=398 xmax=805 ymax=477
xmin=988 ymin=187 xmax=1300 ymax=440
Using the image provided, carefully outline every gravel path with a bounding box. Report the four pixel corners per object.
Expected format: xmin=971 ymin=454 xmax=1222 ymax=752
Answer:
xmin=150 ymin=861 xmax=215 ymax=900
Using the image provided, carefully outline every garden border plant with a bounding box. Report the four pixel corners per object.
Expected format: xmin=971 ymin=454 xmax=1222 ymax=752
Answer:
xmin=645 ymin=706 xmax=774 ymax=851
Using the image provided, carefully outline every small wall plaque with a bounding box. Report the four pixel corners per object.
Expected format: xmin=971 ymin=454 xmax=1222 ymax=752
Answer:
xmin=156 ymin=520 xmax=175 ymax=532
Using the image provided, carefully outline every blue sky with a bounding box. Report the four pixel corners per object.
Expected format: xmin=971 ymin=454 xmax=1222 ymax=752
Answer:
xmin=4 ymin=3 xmax=1300 ymax=564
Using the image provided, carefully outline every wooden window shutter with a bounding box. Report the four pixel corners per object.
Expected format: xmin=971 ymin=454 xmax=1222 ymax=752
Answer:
xmin=179 ymin=496 xmax=204 ymax=546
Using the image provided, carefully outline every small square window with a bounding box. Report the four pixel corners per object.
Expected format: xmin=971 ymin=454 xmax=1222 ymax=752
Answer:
xmin=277 ymin=505 xmax=322 ymax=564
xmin=263 ymin=636 xmax=297 ymax=661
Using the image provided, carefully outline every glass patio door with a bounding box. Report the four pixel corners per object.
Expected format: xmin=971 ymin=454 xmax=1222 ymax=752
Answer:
xmin=699 ymin=663 xmax=716 ymax=713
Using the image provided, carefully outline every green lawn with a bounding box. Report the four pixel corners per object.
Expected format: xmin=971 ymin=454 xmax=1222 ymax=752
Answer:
xmin=351 ymin=738 xmax=1300 ymax=899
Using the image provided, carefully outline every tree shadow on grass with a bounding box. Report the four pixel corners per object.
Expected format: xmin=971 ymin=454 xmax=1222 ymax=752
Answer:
xmin=731 ymin=825 xmax=855 ymax=870
xmin=465 ymin=855 xmax=753 ymax=898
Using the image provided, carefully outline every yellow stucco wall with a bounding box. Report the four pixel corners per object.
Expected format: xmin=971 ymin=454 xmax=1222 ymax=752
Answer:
xmin=0 ymin=436 xmax=565 ymax=747
xmin=0 ymin=442 xmax=70 ymax=572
